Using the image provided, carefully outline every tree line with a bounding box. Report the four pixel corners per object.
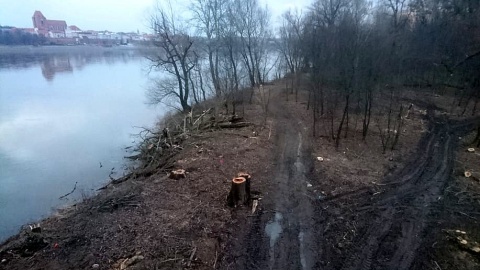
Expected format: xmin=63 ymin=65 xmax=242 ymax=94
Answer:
xmin=0 ymin=28 xmax=46 ymax=45
xmin=146 ymin=0 xmax=272 ymax=113
xmin=147 ymin=0 xmax=480 ymax=149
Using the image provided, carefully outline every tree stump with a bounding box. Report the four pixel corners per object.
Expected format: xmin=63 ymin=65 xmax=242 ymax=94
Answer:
xmin=237 ymin=172 xmax=251 ymax=201
xmin=169 ymin=169 xmax=186 ymax=180
xmin=227 ymin=177 xmax=250 ymax=207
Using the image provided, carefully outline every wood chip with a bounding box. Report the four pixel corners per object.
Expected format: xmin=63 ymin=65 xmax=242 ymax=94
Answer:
xmin=457 ymin=237 xmax=468 ymax=245
xmin=252 ymin=199 xmax=258 ymax=214
xmin=169 ymin=169 xmax=186 ymax=180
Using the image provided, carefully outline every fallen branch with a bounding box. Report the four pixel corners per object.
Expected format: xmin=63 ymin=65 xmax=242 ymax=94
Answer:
xmin=192 ymin=108 xmax=212 ymax=126
xmin=158 ymin=258 xmax=182 ymax=264
xmin=221 ymin=131 xmax=250 ymax=138
xmin=59 ymin=181 xmax=78 ymax=199
xmin=218 ymin=122 xmax=252 ymax=129
xmin=187 ymin=247 xmax=197 ymax=267
xmin=98 ymin=173 xmax=133 ymax=190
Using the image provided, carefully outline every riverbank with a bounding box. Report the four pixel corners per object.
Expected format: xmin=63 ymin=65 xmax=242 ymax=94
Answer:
xmin=0 ymin=84 xmax=276 ymax=269
xmin=0 ymin=44 xmax=145 ymax=54
xmin=1 ymin=79 xmax=480 ymax=269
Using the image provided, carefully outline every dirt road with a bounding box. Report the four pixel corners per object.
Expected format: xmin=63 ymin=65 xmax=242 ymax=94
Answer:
xmin=231 ymin=93 xmax=319 ymax=269
xmin=230 ymin=94 xmax=480 ymax=269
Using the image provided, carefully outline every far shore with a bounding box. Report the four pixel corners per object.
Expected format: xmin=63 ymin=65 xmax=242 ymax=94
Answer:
xmin=0 ymin=44 xmax=156 ymax=54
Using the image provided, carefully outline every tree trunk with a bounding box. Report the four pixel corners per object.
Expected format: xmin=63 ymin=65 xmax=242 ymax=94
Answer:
xmin=295 ymin=73 xmax=298 ymax=103
xmin=391 ymin=105 xmax=404 ymax=150
xmin=362 ymin=89 xmax=372 ymax=140
xmin=475 ymin=126 xmax=480 ymax=147
xmin=335 ymin=94 xmax=350 ymax=149
xmin=285 ymin=78 xmax=289 ymax=102
xmin=209 ymin=49 xmax=221 ymax=97
xmin=344 ymin=105 xmax=349 ymax=139
xmin=307 ymin=89 xmax=311 ymax=110
xmin=313 ymin=89 xmax=317 ymax=137
xmin=320 ymin=83 xmax=324 ymax=115
xmin=472 ymin=91 xmax=479 ymax=116
xmin=237 ymin=172 xmax=251 ymax=200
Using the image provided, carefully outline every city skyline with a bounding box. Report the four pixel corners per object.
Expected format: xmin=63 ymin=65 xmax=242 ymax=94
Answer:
xmin=0 ymin=0 xmax=312 ymax=33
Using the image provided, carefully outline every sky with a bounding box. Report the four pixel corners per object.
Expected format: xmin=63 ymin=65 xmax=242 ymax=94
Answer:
xmin=0 ymin=0 xmax=312 ymax=33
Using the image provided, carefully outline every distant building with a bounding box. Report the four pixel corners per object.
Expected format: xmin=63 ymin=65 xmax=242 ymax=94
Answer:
xmin=20 ymin=28 xmax=37 ymax=34
xmin=27 ymin=10 xmax=152 ymax=45
xmin=32 ymin=11 xmax=67 ymax=38
xmin=78 ymin=30 xmax=97 ymax=40
xmin=66 ymin=25 xmax=82 ymax=38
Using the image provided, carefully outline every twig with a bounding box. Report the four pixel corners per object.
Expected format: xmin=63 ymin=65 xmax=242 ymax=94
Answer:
xmin=109 ymin=168 xmax=116 ymax=181
xmin=213 ymin=249 xmax=218 ymax=269
xmin=59 ymin=181 xmax=78 ymax=199
xmin=221 ymin=131 xmax=250 ymax=138
xmin=187 ymin=247 xmax=197 ymax=267
xmin=158 ymin=258 xmax=182 ymax=264
xmin=458 ymin=211 xmax=477 ymax=220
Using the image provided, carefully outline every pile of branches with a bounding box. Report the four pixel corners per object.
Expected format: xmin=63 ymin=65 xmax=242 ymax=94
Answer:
xmin=124 ymin=108 xmax=251 ymax=178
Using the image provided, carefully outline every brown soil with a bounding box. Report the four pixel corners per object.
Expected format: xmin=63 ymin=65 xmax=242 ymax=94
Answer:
xmin=1 ymin=80 xmax=480 ymax=270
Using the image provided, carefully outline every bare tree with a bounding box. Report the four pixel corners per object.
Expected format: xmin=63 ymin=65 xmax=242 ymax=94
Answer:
xmin=147 ymin=1 xmax=196 ymax=112
xmin=278 ymin=9 xmax=304 ymax=102
xmin=230 ymin=0 xmax=271 ymax=88
xmin=191 ymin=0 xmax=224 ymax=97
xmin=312 ymin=0 xmax=348 ymax=27
xmin=278 ymin=9 xmax=303 ymax=75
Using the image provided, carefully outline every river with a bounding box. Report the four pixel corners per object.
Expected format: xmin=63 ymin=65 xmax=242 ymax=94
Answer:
xmin=0 ymin=46 xmax=164 ymax=242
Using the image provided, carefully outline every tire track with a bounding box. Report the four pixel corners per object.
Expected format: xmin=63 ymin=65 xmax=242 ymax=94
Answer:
xmin=236 ymin=96 xmax=319 ymax=270
xmin=342 ymin=116 xmax=480 ymax=270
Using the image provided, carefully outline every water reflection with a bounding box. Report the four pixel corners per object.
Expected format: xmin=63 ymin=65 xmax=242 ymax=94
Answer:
xmin=41 ymin=55 xmax=73 ymax=81
xmin=0 ymin=46 xmax=141 ymax=81
xmin=0 ymin=46 xmax=164 ymax=242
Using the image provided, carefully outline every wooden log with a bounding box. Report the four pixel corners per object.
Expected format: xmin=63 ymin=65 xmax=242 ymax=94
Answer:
xmin=169 ymin=169 xmax=186 ymax=180
xmin=217 ymin=122 xmax=252 ymax=129
xmin=227 ymin=177 xmax=249 ymax=207
xmin=229 ymin=116 xmax=244 ymax=123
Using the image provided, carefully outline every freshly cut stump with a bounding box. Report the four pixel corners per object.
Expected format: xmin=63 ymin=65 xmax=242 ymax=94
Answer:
xmin=227 ymin=177 xmax=249 ymax=207
xmin=237 ymin=172 xmax=251 ymax=201
xmin=169 ymin=169 xmax=186 ymax=180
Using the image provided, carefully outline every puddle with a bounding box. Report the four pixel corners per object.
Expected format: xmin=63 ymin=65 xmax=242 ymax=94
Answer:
xmin=265 ymin=212 xmax=283 ymax=248
xmin=298 ymin=231 xmax=307 ymax=269
xmin=294 ymin=160 xmax=305 ymax=172
xmin=295 ymin=133 xmax=306 ymax=173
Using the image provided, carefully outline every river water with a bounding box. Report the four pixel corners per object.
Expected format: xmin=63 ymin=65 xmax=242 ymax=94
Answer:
xmin=0 ymin=46 xmax=164 ymax=242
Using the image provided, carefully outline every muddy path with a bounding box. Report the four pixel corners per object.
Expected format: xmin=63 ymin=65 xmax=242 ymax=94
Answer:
xmin=231 ymin=94 xmax=319 ymax=269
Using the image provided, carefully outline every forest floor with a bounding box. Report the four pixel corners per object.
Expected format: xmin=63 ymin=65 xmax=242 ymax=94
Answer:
xmin=1 ymin=79 xmax=480 ymax=270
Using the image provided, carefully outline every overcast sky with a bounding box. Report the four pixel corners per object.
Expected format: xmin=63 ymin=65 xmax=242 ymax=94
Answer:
xmin=0 ymin=0 xmax=312 ymax=33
